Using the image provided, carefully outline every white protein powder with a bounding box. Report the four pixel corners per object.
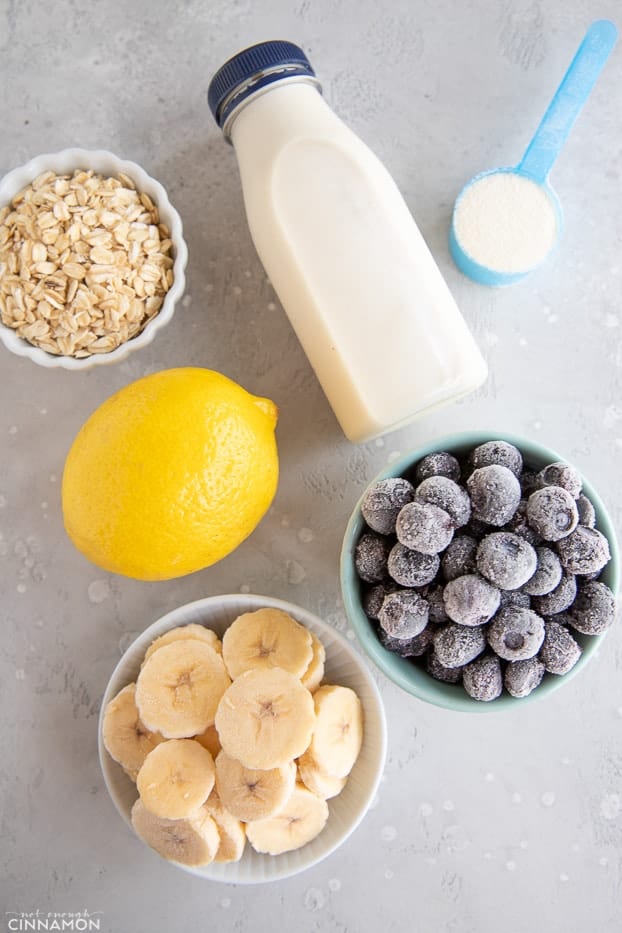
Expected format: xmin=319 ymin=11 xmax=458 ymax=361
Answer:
xmin=453 ymin=171 xmax=559 ymax=274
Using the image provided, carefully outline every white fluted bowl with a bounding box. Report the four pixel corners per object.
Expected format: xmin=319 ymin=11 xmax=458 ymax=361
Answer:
xmin=98 ymin=594 xmax=387 ymax=884
xmin=0 ymin=148 xmax=187 ymax=369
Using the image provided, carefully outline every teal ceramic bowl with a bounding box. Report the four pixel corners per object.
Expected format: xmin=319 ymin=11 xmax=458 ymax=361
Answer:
xmin=341 ymin=431 xmax=620 ymax=712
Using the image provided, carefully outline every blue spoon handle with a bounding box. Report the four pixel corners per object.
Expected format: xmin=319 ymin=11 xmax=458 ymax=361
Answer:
xmin=518 ymin=19 xmax=618 ymax=184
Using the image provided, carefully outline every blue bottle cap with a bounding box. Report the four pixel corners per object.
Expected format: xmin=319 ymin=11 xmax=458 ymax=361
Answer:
xmin=208 ymin=40 xmax=318 ymax=133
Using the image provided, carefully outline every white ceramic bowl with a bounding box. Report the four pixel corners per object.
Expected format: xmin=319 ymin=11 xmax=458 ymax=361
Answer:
xmin=98 ymin=594 xmax=387 ymax=884
xmin=0 ymin=148 xmax=188 ymax=369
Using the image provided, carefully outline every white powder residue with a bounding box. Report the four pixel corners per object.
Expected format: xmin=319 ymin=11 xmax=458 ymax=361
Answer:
xmin=453 ymin=172 xmax=558 ymax=274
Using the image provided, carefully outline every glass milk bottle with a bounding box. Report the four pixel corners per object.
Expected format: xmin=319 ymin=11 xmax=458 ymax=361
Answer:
xmin=208 ymin=41 xmax=487 ymax=443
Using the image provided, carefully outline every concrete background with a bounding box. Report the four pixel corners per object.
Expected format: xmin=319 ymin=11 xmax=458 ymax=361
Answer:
xmin=1 ymin=0 xmax=621 ymax=930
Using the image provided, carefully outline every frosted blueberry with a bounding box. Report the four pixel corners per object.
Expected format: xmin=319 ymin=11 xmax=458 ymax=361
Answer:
xmin=557 ymin=527 xmax=611 ymax=576
xmin=487 ymin=607 xmax=545 ymax=661
xmin=462 ymin=653 xmax=503 ymax=701
xmin=526 ymin=487 xmax=578 ymax=542
xmin=433 ymin=623 xmax=487 ymax=668
xmin=538 ymin=462 xmax=582 ymax=499
xmin=441 ymin=535 xmax=478 ymax=582
xmin=532 ymin=572 xmax=577 ymax=615
xmin=361 ymin=477 xmax=415 ymax=535
xmin=415 ymin=451 xmax=461 ymax=483
xmin=505 ymin=500 xmax=543 ymax=546
xmin=504 ymin=657 xmax=546 ymax=697
xmin=443 ymin=574 xmax=501 ymax=626
xmin=520 ymin=470 xmax=542 ymax=497
xmin=387 ymin=543 xmax=439 ymax=587
xmin=540 ymin=621 xmax=581 ymax=675
xmin=363 ymin=583 xmax=398 ymax=620
xmin=576 ymin=494 xmax=596 ymax=528
xmin=476 ymin=532 xmax=537 ymax=590
xmin=522 ymin=547 xmax=563 ymax=596
xmin=499 ymin=589 xmax=531 ymax=610
xmin=467 ymin=465 xmax=521 ymax=526
xmin=396 ymin=500 xmax=454 ymax=555
xmin=415 ymin=476 xmax=471 ymax=528
xmin=469 ymin=440 xmax=523 ymax=477
xmin=355 ymin=532 xmax=392 ymax=583
xmin=426 ymin=650 xmax=463 ymax=684
xmin=566 ymin=581 xmax=616 ymax=635
xmin=379 ymin=590 xmax=429 ymax=639
xmin=379 ymin=625 xmax=435 ymax=658
xmin=419 ymin=583 xmax=449 ymax=623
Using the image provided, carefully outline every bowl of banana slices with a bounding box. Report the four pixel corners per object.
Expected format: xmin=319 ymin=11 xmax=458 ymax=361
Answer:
xmin=98 ymin=593 xmax=387 ymax=883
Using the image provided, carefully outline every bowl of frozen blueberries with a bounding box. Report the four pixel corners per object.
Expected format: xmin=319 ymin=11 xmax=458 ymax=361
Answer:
xmin=340 ymin=432 xmax=620 ymax=712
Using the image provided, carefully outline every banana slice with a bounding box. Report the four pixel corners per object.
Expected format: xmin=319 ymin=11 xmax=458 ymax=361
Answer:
xmin=222 ymin=608 xmax=313 ymax=680
xmin=102 ymin=683 xmax=164 ymax=780
xmin=214 ymin=750 xmax=296 ymax=822
xmin=301 ymin=631 xmax=326 ymax=693
xmin=143 ymin=624 xmax=222 ymax=665
xmin=136 ymin=640 xmax=231 ymax=738
xmin=131 ymin=798 xmax=220 ymax=867
xmin=215 ymin=668 xmax=315 ymax=770
xmin=194 ymin=724 xmax=221 ymax=759
xmin=307 ymin=685 xmax=363 ymax=779
xmin=297 ymin=750 xmax=347 ymax=800
xmin=137 ymin=738 xmax=215 ymax=820
xmin=204 ymin=788 xmax=246 ymax=863
xmin=246 ymin=783 xmax=329 ymax=855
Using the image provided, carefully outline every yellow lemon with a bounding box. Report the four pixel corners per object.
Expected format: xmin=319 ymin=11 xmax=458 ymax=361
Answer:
xmin=62 ymin=368 xmax=278 ymax=580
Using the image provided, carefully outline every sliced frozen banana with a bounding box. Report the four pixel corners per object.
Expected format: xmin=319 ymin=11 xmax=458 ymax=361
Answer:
xmin=136 ymin=640 xmax=231 ymax=738
xmin=102 ymin=683 xmax=164 ymax=780
xmin=194 ymin=724 xmax=221 ymax=759
xmin=301 ymin=630 xmax=326 ymax=693
xmin=297 ymin=750 xmax=347 ymax=800
xmin=222 ymin=608 xmax=313 ymax=680
xmin=137 ymin=738 xmax=215 ymax=820
xmin=143 ymin=624 xmax=222 ymax=665
xmin=246 ymin=783 xmax=329 ymax=855
xmin=214 ymin=750 xmax=296 ymax=822
xmin=215 ymin=668 xmax=315 ymax=770
xmin=204 ymin=788 xmax=246 ymax=863
xmin=131 ymin=798 xmax=220 ymax=867
xmin=307 ymin=685 xmax=363 ymax=779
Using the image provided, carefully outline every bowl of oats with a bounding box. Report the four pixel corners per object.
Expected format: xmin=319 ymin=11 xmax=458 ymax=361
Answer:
xmin=0 ymin=148 xmax=187 ymax=369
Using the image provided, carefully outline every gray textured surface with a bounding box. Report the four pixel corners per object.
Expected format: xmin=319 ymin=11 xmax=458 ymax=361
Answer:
xmin=1 ymin=0 xmax=621 ymax=930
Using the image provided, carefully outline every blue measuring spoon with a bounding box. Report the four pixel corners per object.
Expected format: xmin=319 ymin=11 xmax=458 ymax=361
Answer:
xmin=450 ymin=19 xmax=618 ymax=286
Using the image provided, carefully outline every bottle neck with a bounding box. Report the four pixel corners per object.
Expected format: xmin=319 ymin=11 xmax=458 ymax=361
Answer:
xmin=225 ymin=76 xmax=323 ymax=142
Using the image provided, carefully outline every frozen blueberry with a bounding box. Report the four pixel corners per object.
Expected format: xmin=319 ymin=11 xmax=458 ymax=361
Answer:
xmin=487 ymin=607 xmax=545 ymax=661
xmin=476 ymin=532 xmax=537 ymax=591
xmin=354 ymin=531 xmax=392 ymax=583
xmin=441 ymin=535 xmax=478 ymax=582
xmin=467 ymin=465 xmax=521 ymax=526
xmin=522 ymin=546 xmax=563 ymax=597
xmin=415 ymin=476 xmax=471 ymax=528
xmin=556 ymin=526 xmax=611 ymax=576
xmin=532 ymin=571 xmax=577 ymax=616
xmin=468 ymin=440 xmax=523 ymax=477
xmin=418 ymin=583 xmax=449 ymax=623
xmin=520 ymin=470 xmax=542 ymax=497
xmin=396 ymin=500 xmax=454 ymax=555
xmin=566 ymin=581 xmax=617 ymax=635
xmin=462 ymin=653 xmax=503 ymax=701
xmin=526 ymin=486 xmax=578 ymax=542
xmin=504 ymin=657 xmax=546 ymax=698
xmin=467 ymin=516 xmax=493 ymax=539
xmin=443 ymin=574 xmax=500 ymax=627
xmin=415 ymin=451 xmax=461 ymax=484
xmin=505 ymin=500 xmax=543 ymax=546
xmin=379 ymin=589 xmax=429 ymax=639
xmin=499 ymin=589 xmax=531 ymax=610
xmin=433 ymin=623 xmax=487 ymax=668
xmin=426 ymin=650 xmax=464 ymax=684
xmin=379 ymin=624 xmax=435 ymax=657
xmin=363 ymin=583 xmax=399 ymax=620
xmin=361 ymin=477 xmax=415 ymax=535
xmin=576 ymin=494 xmax=596 ymax=528
xmin=539 ymin=621 xmax=581 ymax=675
xmin=538 ymin=462 xmax=582 ymax=499
xmin=387 ymin=543 xmax=439 ymax=587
